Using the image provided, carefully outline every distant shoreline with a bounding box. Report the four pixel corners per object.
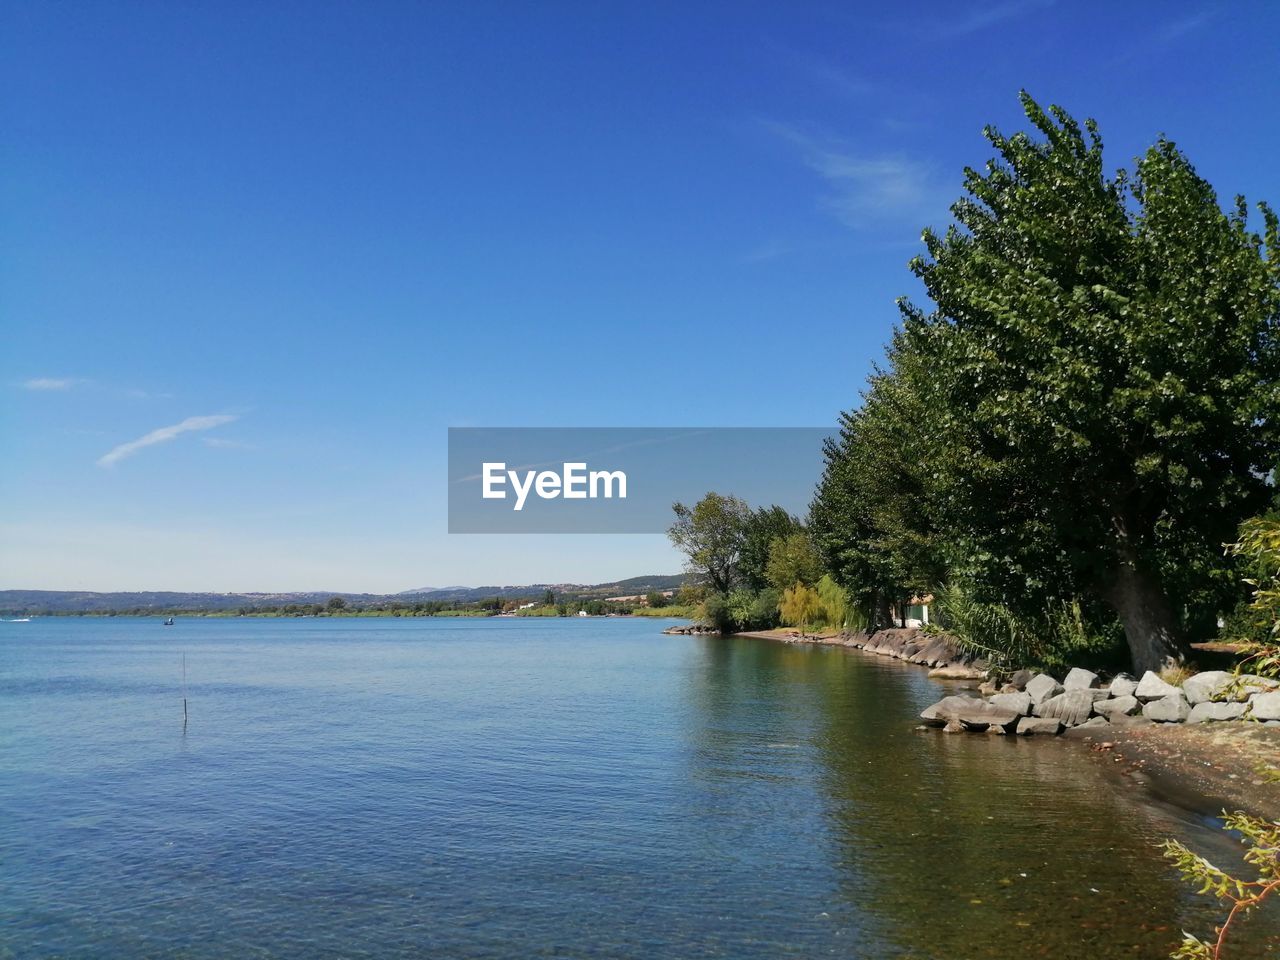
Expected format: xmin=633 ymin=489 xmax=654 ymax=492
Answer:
xmin=6 ymin=608 xmax=697 ymax=621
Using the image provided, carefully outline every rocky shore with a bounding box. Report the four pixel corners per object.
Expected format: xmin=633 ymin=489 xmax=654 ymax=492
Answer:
xmin=917 ymin=665 xmax=1280 ymax=736
xmin=664 ymin=623 xmax=991 ymax=677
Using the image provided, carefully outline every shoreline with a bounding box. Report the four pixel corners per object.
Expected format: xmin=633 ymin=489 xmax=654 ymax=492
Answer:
xmin=670 ymin=622 xmax=1280 ymax=821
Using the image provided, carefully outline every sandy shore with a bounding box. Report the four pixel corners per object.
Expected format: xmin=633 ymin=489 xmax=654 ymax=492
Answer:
xmin=1068 ymin=718 xmax=1280 ymax=820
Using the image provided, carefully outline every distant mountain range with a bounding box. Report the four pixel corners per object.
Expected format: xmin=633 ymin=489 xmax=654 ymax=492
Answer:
xmin=0 ymin=574 xmax=690 ymax=614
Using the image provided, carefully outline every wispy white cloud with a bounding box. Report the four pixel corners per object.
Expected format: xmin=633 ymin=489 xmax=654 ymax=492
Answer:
xmin=97 ymin=414 xmax=238 ymax=467
xmin=203 ymin=436 xmax=253 ymax=450
xmin=929 ymin=0 xmax=1055 ymax=36
xmin=764 ymin=122 xmax=943 ymax=228
xmin=1110 ymin=8 xmax=1214 ymax=66
xmin=1151 ymin=10 xmax=1214 ymax=45
xmin=22 ymin=377 xmax=83 ymax=391
xmin=777 ymin=48 xmax=876 ymax=99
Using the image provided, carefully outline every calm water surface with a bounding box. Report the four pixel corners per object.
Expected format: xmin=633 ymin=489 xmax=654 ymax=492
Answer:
xmin=2 ymin=617 xmax=1276 ymax=959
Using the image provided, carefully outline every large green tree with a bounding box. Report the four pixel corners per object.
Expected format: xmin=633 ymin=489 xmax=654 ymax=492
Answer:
xmin=810 ymin=341 xmax=945 ymax=630
xmin=739 ymin=505 xmax=804 ymax=591
xmin=900 ymin=92 xmax=1280 ymax=672
xmin=765 ymin=531 xmax=824 ymax=590
xmin=668 ymin=492 xmax=751 ymax=594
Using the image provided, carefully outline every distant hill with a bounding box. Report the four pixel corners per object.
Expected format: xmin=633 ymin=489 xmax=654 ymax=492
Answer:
xmin=0 ymin=575 xmax=691 ymax=614
xmin=394 ymin=574 xmax=689 ymax=605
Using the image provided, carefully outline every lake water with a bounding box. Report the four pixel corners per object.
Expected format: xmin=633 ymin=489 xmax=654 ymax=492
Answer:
xmin=2 ymin=616 xmax=1276 ymax=959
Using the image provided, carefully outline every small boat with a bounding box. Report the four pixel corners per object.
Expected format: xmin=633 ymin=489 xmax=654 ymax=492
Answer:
xmin=163 ymin=617 xmax=175 ymax=626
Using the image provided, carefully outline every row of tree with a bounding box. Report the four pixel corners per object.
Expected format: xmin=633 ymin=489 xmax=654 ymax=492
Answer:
xmin=675 ymin=93 xmax=1280 ymax=674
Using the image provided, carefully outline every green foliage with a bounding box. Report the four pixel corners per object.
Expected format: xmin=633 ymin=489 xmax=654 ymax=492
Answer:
xmin=765 ymin=532 xmax=823 ymax=591
xmin=725 ymin=588 xmax=758 ymax=631
xmin=628 ymin=604 xmax=697 ymax=618
xmin=748 ymin=587 xmax=782 ymax=629
xmin=810 ymin=348 xmax=943 ymax=630
xmin=931 ymin=582 xmax=1124 ymax=674
xmin=326 ymin=596 xmax=347 ymax=611
xmin=740 ymin=506 xmax=804 ymax=591
xmin=668 ymin=493 xmax=751 ymax=594
xmin=1162 ymin=810 xmax=1280 ymax=960
xmin=1225 ymin=516 xmax=1280 ymax=679
xmin=779 ymin=582 xmax=821 ymax=634
xmin=699 ymin=592 xmax=736 ymax=633
xmin=697 ymin=587 xmax=780 ymax=633
xmin=676 ymin=583 xmax=707 ymax=607
xmin=645 ymin=591 xmax=669 ymax=609
xmin=815 ymin=575 xmax=850 ymax=630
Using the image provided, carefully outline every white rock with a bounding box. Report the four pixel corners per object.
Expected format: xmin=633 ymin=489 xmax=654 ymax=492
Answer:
xmin=1016 ymin=716 xmax=1063 ymax=736
xmin=1025 ymin=673 xmax=1064 ymax=705
xmin=1143 ymin=693 xmax=1191 ymax=722
xmin=1240 ymin=674 xmax=1280 ymax=696
xmin=1094 ymin=695 xmax=1140 ymax=717
xmin=1108 ymin=675 xmax=1137 ymax=698
xmin=1182 ymin=670 xmax=1233 ymax=705
xmin=1186 ymin=701 xmax=1248 ymax=724
xmin=1063 ymin=667 xmax=1100 ymax=690
xmin=989 ymin=691 xmax=1033 ymax=716
xmin=1135 ymin=670 xmax=1179 ymax=701
xmin=1251 ymin=690 xmax=1280 ymax=722
xmin=1034 ymin=689 xmax=1102 ymax=726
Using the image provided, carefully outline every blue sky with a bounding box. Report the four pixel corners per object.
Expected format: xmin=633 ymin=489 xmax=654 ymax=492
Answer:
xmin=3 ymin=1 xmax=1278 ymax=592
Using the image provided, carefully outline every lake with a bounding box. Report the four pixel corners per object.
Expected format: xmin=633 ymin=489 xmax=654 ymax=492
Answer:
xmin=1 ymin=616 xmax=1276 ymax=958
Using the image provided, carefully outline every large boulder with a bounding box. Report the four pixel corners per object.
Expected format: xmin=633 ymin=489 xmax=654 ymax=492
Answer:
xmin=1187 ymin=701 xmax=1248 ymax=724
xmin=1108 ymin=675 xmax=1137 ymax=699
xmin=1182 ymin=671 xmax=1233 ymax=705
xmin=1251 ymin=691 xmax=1280 ymax=722
xmin=1143 ymin=693 xmax=1191 ymax=723
xmin=989 ymin=691 xmax=1033 ymax=716
xmin=1008 ymin=669 xmax=1035 ymax=691
xmin=1182 ymin=672 xmax=1279 ymax=703
xmin=1063 ymin=716 xmax=1111 ymax=737
xmin=1240 ymin=675 xmax=1280 ymax=697
xmin=1135 ymin=671 xmax=1180 ymax=701
xmin=1034 ymin=689 xmax=1106 ymax=726
xmin=1063 ymin=667 xmax=1100 ymax=690
xmin=928 ymin=664 xmax=988 ymax=680
xmin=1094 ymin=695 xmax=1140 ymax=718
xmin=1025 ymin=674 xmax=1064 ymax=705
xmin=1016 ymin=716 xmax=1063 ymax=736
xmin=921 ymin=695 xmax=1021 ymax=731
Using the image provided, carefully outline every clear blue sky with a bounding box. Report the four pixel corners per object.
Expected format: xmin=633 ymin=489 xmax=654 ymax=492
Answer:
xmin=3 ymin=1 xmax=1278 ymax=592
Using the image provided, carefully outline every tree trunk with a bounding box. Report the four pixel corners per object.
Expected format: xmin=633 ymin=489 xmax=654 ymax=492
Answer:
xmin=873 ymin=591 xmax=893 ymax=632
xmin=1102 ymin=546 xmax=1189 ymax=674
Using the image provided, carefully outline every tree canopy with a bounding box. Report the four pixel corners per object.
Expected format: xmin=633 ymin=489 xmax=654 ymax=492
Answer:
xmin=667 ymin=492 xmax=751 ymax=594
xmin=814 ymin=92 xmax=1280 ymax=672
